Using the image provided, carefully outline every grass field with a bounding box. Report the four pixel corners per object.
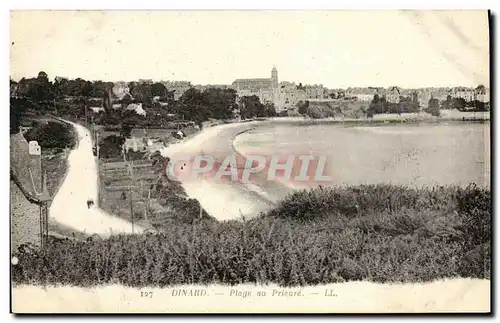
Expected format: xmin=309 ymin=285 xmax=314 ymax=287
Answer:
xmin=12 ymin=183 xmax=490 ymax=287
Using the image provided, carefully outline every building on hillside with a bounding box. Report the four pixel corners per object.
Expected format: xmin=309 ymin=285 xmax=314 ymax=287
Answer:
xmin=417 ymin=90 xmax=432 ymax=108
xmin=196 ymin=84 xmax=235 ymax=91
xmin=275 ymin=82 xmax=306 ymax=111
xmin=475 ymin=86 xmax=490 ymax=103
xmin=435 ymin=89 xmax=452 ymax=102
xmin=232 ymin=78 xmax=274 ymax=92
xmin=123 ymin=137 xmax=148 ymax=153
xmin=385 ymin=86 xmax=402 ymax=103
xmin=232 ymin=66 xmax=281 ymax=111
xmin=237 ymin=89 xmax=275 ymax=106
xmin=329 ymin=89 xmax=346 ymax=99
xmin=138 ymin=79 xmax=153 ymax=85
xmin=125 ymin=103 xmax=146 ymax=116
xmin=112 ymin=82 xmax=131 ymax=100
xmin=345 ymin=87 xmax=384 ymax=102
xmin=303 ymin=84 xmax=329 ymax=100
xmin=162 ymin=81 xmax=192 ymax=100
xmin=89 ymin=106 xmax=105 ymax=113
xmin=453 ymin=87 xmax=475 ymax=101
xmin=232 ymin=66 xmax=278 ymax=91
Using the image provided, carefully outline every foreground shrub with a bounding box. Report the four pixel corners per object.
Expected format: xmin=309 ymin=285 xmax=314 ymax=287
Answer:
xmin=454 ymin=184 xmax=491 ymax=278
xmin=268 ymin=184 xmax=456 ymax=221
xmin=12 ymin=184 xmax=490 ymax=287
xmin=25 ymin=121 xmax=75 ymax=149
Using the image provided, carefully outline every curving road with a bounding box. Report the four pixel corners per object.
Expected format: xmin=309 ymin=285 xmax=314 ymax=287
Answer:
xmin=49 ymin=121 xmax=143 ymax=236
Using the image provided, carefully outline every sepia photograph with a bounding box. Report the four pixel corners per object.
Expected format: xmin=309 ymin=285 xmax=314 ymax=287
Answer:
xmin=9 ymin=9 xmax=491 ymax=314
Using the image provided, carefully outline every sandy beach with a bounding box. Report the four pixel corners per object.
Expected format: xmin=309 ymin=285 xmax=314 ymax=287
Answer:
xmin=160 ymin=121 xmax=278 ymax=221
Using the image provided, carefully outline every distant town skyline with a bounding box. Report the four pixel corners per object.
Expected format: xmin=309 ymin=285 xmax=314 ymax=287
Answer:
xmin=10 ymin=11 xmax=489 ymax=88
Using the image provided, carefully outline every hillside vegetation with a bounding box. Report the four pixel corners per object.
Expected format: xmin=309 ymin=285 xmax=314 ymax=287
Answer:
xmin=12 ymin=184 xmax=490 ymax=287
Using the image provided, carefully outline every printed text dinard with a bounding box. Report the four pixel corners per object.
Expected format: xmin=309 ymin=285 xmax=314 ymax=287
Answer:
xmin=170 ymin=289 xmax=338 ymax=297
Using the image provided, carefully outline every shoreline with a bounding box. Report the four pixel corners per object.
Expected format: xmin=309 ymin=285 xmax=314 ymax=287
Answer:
xmin=159 ymin=116 xmax=490 ymax=220
xmin=266 ymin=112 xmax=490 ymax=126
xmin=160 ymin=120 xmax=275 ymax=221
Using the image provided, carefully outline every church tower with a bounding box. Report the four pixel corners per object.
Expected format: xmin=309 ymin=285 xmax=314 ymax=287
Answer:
xmin=271 ymin=66 xmax=278 ymax=89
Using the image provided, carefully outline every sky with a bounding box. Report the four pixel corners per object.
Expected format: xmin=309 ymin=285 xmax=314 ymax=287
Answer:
xmin=10 ymin=10 xmax=490 ymax=88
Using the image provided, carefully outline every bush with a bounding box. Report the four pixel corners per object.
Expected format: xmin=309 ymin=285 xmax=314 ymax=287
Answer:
xmin=24 ymin=121 xmax=76 ymax=149
xmin=267 ymin=184 xmax=455 ymax=221
xmin=12 ymin=184 xmax=490 ymax=287
xmin=99 ymin=135 xmax=125 ymax=159
xmin=454 ymin=184 xmax=491 ymax=278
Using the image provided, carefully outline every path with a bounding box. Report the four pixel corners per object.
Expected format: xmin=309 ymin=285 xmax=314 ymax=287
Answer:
xmin=49 ymin=121 xmax=143 ymax=236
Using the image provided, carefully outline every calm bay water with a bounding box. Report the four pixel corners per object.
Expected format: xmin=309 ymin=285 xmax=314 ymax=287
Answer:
xmin=233 ymin=122 xmax=490 ymax=188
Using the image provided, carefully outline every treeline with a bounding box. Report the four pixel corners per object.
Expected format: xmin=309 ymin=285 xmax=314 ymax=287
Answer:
xmin=11 ymin=71 xmax=277 ymax=129
xmin=440 ymin=96 xmax=490 ymax=112
xmin=366 ymin=94 xmax=420 ymax=117
xmin=366 ymin=94 xmax=490 ymax=118
xmin=95 ymin=87 xmax=241 ymax=129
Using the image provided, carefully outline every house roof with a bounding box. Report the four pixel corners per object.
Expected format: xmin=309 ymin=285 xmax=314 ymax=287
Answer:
xmin=233 ymin=78 xmax=272 ymax=84
xmin=387 ymin=86 xmax=401 ymax=95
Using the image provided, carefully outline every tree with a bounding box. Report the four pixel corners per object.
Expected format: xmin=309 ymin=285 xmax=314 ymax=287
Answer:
xmin=366 ymin=107 xmax=374 ymax=118
xmin=177 ymin=88 xmax=211 ymax=125
xmin=369 ymin=94 xmax=387 ymax=114
xmin=121 ymin=93 xmax=133 ymax=108
xmin=10 ymin=98 xmax=33 ymax=133
xmin=264 ymin=102 xmax=277 ymax=117
xmin=151 ymin=82 xmax=167 ymax=98
xmin=99 ymin=135 xmax=126 ymax=159
xmin=37 ymin=71 xmax=49 ymax=83
xmin=427 ymin=97 xmax=440 ymax=117
xmin=239 ymin=95 xmax=265 ymax=119
xmin=53 ymin=77 xmax=69 ymax=100
xmin=451 ymin=97 xmax=467 ymax=111
xmin=25 ymin=121 xmax=75 ymax=149
xmin=90 ymin=81 xmax=110 ymax=98
xmin=24 ymin=71 xmax=54 ymax=103
xmin=120 ymin=123 xmax=133 ymax=138
xmin=202 ymin=88 xmax=238 ymax=119
xmin=441 ymin=95 xmax=453 ymax=110
xmin=130 ymin=82 xmax=153 ymax=106
xmin=297 ymin=100 xmax=309 ymax=116
xmin=102 ymin=87 xmax=113 ymax=113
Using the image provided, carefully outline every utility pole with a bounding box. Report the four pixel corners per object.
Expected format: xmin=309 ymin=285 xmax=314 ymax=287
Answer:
xmin=91 ymin=113 xmax=94 ymax=138
xmin=140 ymin=179 xmax=148 ymax=221
xmin=84 ymin=104 xmax=88 ymax=127
xmin=146 ymin=188 xmax=150 ymax=222
xmin=96 ymin=132 xmax=100 ymax=205
xmin=124 ymin=150 xmax=135 ymax=234
xmin=129 ymin=186 xmax=134 ymax=234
